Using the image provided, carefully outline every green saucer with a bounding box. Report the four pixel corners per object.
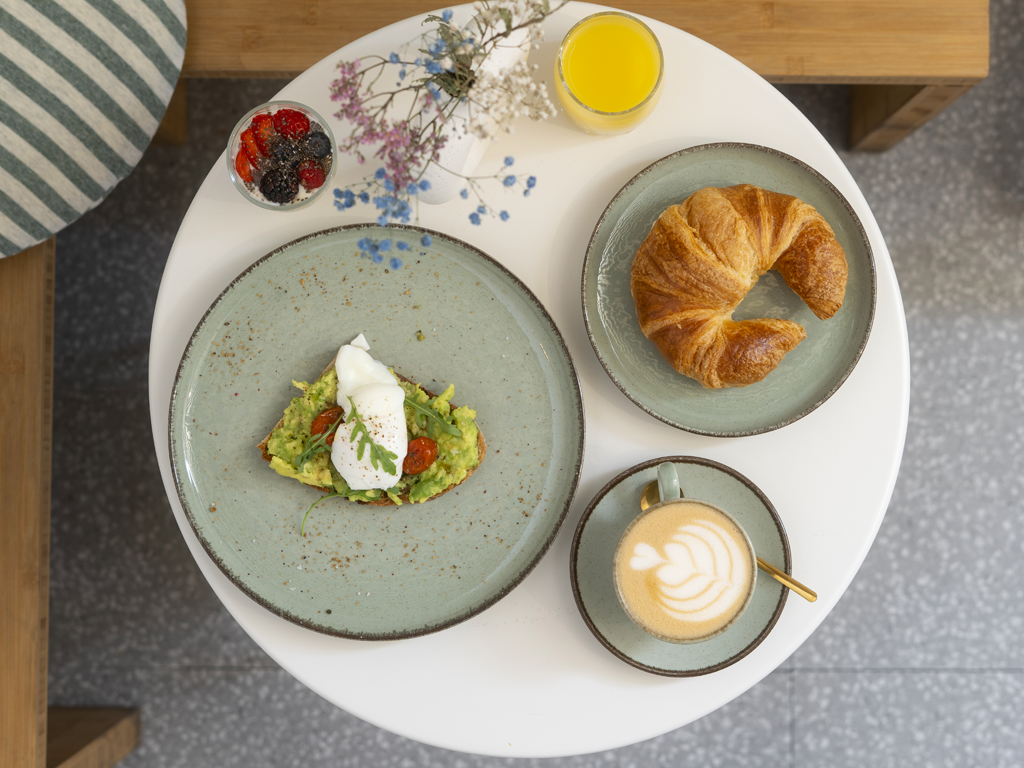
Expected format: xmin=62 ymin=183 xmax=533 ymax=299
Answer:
xmin=570 ymin=456 xmax=790 ymax=676
xmin=582 ymin=143 xmax=876 ymax=436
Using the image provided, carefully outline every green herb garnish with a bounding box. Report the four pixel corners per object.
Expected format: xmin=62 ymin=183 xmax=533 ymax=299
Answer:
xmin=293 ymin=413 xmax=342 ymax=468
xmin=404 ymin=396 xmax=462 ymax=437
xmin=301 ymin=489 xmax=342 ymax=536
xmin=344 ymin=396 xmax=399 ymax=475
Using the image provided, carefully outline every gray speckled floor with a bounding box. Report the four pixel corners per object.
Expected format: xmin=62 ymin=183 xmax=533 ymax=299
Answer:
xmin=47 ymin=2 xmax=1024 ymax=766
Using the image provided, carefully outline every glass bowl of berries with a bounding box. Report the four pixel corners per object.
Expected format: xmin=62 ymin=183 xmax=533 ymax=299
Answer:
xmin=227 ymin=100 xmax=336 ymax=210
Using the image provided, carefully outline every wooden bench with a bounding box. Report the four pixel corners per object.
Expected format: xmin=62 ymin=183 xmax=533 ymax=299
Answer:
xmin=164 ymin=0 xmax=990 ymax=151
xmin=1 ymin=240 xmax=141 ymax=768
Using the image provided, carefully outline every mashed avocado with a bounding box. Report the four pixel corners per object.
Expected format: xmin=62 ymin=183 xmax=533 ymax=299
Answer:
xmin=266 ymin=367 xmax=480 ymax=504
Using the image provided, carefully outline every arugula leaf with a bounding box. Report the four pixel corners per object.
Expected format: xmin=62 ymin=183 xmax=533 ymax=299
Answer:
xmin=294 ymin=413 xmax=342 ymax=468
xmin=301 ymin=489 xmax=343 ymax=536
xmin=404 ymin=396 xmax=463 ymax=436
xmin=344 ymin=396 xmax=399 ymax=476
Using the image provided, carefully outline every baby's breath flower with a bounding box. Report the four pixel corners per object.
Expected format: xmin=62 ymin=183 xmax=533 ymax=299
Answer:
xmin=329 ymin=0 xmax=565 ymax=242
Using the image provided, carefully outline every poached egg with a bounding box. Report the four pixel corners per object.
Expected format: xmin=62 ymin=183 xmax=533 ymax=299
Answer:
xmin=330 ymin=334 xmax=407 ymax=490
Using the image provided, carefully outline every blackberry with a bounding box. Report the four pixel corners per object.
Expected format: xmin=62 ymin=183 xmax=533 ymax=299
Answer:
xmin=271 ymin=140 xmax=303 ymax=170
xmin=260 ymin=169 xmax=299 ymax=204
xmin=302 ymin=131 xmax=331 ymax=159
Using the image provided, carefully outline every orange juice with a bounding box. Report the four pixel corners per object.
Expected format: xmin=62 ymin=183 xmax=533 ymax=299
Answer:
xmin=554 ymin=13 xmax=664 ymax=135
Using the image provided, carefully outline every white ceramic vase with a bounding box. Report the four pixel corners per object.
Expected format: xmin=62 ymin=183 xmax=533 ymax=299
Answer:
xmin=417 ymin=28 xmax=530 ymax=205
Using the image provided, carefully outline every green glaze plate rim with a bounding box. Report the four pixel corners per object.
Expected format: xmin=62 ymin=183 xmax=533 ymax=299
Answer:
xmin=582 ymin=143 xmax=877 ymax=437
xmin=570 ymin=456 xmax=791 ymax=677
xmin=169 ymin=224 xmax=585 ymax=640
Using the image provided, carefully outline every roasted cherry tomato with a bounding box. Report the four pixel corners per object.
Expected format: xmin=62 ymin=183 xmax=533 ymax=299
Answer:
xmin=403 ymin=436 xmax=438 ymax=475
xmin=310 ymin=406 xmax=344 ymax=446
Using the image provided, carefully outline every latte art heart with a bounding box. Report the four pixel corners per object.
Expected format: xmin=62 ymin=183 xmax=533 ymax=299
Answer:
xmin=614 ymin=501 xmax=755 ymax=643
xmin=629 ymin=520 xmax=750 ymax=624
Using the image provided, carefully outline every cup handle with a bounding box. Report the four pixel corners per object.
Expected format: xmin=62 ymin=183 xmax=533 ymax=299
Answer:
xmin=657 ymin=462 xmax=681 ymax=501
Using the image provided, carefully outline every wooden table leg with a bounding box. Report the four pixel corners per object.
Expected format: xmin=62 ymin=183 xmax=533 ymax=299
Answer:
xmin=153 ymin=79 xmax=188 ymax=146
xmin=849 ymin=83 xmax=975 ymax=151
xmin=1 ymin=240 xmax=141 ymax=768
xmin=1 ymin=238 xmax=55 ymax=768
xmin=45 ymin=708 xmax=141 ymax=768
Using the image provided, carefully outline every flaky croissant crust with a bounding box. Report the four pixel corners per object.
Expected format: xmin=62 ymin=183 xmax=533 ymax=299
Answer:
xmin=631 ymin=184 xmax=848 ymax=389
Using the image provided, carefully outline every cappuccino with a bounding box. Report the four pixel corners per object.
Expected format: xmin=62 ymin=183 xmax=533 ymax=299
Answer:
xmin=614 ymin=500 xmax=755 ymax=643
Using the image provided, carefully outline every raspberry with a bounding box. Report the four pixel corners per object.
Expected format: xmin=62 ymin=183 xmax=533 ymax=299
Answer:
xmin=234 ymin=150 xmax=253 ymax=184
xmin=260 ymin=169 xmax=299 ymax=204
xmin=297 ymin=158 xmax=326 ymax=190
xmin=250 ymin=113 xmax=275 ymax=155
xmin=302 ymin=131 xmax=331 ymax=159
xmin=273 ymin=108 xmax=310 ymax=140
xmin=239 ymin=127 xmax=261 ymax=167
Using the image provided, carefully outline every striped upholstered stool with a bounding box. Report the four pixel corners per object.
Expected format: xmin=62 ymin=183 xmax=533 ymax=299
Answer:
xmin=1 ymin=2 xmax=185 ymax=766
xmin=0 ymin=0 xmax=186 ymax=257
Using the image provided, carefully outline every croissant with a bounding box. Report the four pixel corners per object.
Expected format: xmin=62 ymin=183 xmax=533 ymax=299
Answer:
xmin=631 ymin=184 xmax=848 ymax=389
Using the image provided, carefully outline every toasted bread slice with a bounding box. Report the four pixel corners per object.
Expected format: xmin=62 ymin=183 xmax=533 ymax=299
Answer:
xmin=257 ymin=357 xmax=484 ymax=506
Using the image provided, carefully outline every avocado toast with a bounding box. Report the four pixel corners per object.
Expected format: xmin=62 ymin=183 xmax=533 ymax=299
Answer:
xmin=258 ymin=356 xmax=485 ymax=509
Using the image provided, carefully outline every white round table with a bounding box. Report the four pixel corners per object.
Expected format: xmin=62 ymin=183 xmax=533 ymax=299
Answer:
xmin=149 ymin=3 xmax=908 ymax=757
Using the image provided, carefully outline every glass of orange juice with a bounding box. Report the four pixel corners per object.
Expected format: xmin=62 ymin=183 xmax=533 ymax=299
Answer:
xmin=554 ymin=12 xmax=664 ymax=136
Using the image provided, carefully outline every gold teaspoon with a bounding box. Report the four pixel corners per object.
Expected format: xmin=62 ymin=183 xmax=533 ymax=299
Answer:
xmin=639 ymin=481 xmax=817 ymax=603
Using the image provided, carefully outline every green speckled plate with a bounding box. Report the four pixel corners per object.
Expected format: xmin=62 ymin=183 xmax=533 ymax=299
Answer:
xmin=570 ymin=456 xmax=790 ymax=676
xmin=582 ymin=143 xmax=876 ymax=436
xmin=170 ymin=224 xmax=585 ymax=640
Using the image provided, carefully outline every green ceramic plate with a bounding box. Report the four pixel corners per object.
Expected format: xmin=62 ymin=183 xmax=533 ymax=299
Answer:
xmin=570 ymin=457 xmax=790 ymax=676
xmin=582 ymin=143 xmax=876 ymax=436
xmin=170 ymin=225 xmax=585 ymax=639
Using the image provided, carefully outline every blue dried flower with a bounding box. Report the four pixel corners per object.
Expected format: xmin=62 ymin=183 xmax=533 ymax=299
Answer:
xmin=500 ymin=210 xmax=510 ymax=221
xmin=477 ymin=205 xmax=486 ymax=214
xmin=421 ymin=235 xmax=432 ymax=246
xmin=526 ymin=176 xmax=537 ymax=188
xmin=418 ymin=179 xmax=431 ymax=191
xmin=359 ymin=191 xmax=370 ymax=204
xmin=469 ymin=212 xmax=481 ymax=225
xmin=389 ymin=257 xmax=403 ymax=270
xmin=397 ymin=241 xmax=410 ymax=251
xmin=378 ymin=239 xmax=392 ymax=252
xmin=504 ymin=156 xmax=514 ymax=166
xmin=503 ymin=175 xmax=516 ymax=186
xmin=375 ymin=168 xmax=387 ymax=180
xmin=371 ymin=252 xmax=384 ymax=264
xmin=460 ymin=188 xmax=469 ymax=199
xmin=442 ymin=9 xmax=453 ymax=22
xmin=389 ymin=52 xmax=400 ymax=63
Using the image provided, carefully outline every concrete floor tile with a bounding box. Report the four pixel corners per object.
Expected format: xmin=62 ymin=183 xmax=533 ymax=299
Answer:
xmin=794 ymin=672 xmax=1024 ymax=768
xmin=49 ymin=668 xmax=790 ymax=768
